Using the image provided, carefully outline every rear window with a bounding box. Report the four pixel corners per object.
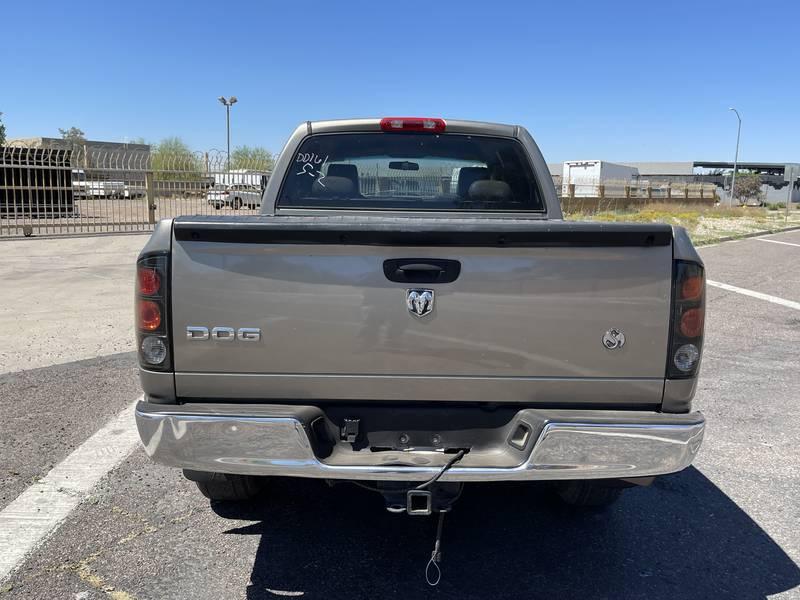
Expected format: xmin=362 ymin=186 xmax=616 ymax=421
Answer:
xmin=278 ymin=133 xmax=545 ymax=212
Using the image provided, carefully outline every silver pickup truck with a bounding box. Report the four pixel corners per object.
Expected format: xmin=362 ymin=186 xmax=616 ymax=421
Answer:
xmin=134 ymin=117 xmax=705 ymax=515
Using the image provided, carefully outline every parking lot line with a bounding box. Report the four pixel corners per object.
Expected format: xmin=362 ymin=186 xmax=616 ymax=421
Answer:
xmin=707 ymin=280 xmax=800 ymax=311
xmin=755 ymin=238 xmax=800 ymax=248
xmin=0 ymin=400 xmax=141 ymax=582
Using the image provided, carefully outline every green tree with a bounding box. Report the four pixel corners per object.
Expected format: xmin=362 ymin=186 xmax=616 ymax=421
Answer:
xmin=151 ymin=137 xmax=202 ymax=180
xmin=732 ymin=171 xmax=763 ymax=204
xmin=59 ymin=127 xmax=86 ymax=142
xmin=230 ymin=145 xmax=274 ymax=171
xmin=0 ymin=112 xmax=6 ymax=146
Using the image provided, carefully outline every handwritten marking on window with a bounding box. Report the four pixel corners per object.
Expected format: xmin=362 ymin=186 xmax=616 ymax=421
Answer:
xmin=295 ymin=152 xmax=326 ymax=165
xmin=296 ymin=163 xmax=316 ymax=177
xmin=295 ymin=153 xmax=329 ymax=187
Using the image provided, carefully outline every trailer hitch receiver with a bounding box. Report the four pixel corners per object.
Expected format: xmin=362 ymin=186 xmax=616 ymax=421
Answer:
xmin=407 ymin=490 xmax=433 ymax=515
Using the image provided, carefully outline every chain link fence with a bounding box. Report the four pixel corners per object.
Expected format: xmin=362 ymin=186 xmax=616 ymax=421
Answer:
xmin=1 ymin=145 xmax=720 ymax=238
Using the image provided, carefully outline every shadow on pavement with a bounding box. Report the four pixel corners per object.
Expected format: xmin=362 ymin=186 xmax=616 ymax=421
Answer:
xmin=215 ymin=467 xmax=799 ymax=599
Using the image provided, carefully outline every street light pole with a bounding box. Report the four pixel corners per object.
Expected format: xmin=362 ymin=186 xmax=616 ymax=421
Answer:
xmin=225 ymin=103 xmax=230 ymax=168
xmin=218 ymin=96 xmax=238 ymax=171
xmin=728 ymin=107 xmax=741 ymax=207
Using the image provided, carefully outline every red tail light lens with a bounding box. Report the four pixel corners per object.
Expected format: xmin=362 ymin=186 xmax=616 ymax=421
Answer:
xmin=380 ymin=117 xmax=446 ymax=133
xmin=137 ymin=267 xmax=161 ymax=296
xmin=679 ymin=307 xmax=704 ymax=338
xmin=668 ymin=261 xmax=705 ymax=378
xmin=136 ymin=253 xmax=170 ymax=371
xmin=138 ymin=300 xmax=161 ymax=331
xmin=681 ymin=276 xmax=703 ymax=301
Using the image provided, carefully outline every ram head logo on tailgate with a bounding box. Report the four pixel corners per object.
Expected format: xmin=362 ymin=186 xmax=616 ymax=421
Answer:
xmin=406 ymin=289 xmax=434 ymax=318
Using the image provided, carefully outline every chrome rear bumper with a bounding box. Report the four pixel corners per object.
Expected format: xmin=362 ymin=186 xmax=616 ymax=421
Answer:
xmin=135 ymin=401 xmax=705 ymax=482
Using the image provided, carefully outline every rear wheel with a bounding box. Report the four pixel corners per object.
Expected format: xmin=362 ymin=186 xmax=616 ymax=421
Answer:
xmin=184 ymin=470 xmax=266 ymax=501
xmin=555 ymin=480 xmax=623 ymax=507
xmin=232 ymin=197 xmax=243 ymax=209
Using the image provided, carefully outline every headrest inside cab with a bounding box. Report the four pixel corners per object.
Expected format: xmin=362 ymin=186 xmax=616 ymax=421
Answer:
xmin=468 ymin=180 xmax=512 ymax=202
xmin=312 ymin=176 xmax=355 ymax=197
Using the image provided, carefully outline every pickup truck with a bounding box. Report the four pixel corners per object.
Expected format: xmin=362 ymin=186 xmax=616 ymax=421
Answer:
xmin=135 ymin=117 xmax=705 ymax=516
xmin=206 ymin=183 xmax=264 ymax=210
xmin=71 ymin=173 xmax=125 ymax=199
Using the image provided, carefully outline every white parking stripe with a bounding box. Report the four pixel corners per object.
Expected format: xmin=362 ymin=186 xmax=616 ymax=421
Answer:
xmin=755 ymin=238 xmax=800 ymax=248
xmin=0 ymin=400 xmax=141 ymax=582
xmin=707 ymin=280 xmax=800 ymax=311
xmin=698 ymin=227 xmax=800 ymax=249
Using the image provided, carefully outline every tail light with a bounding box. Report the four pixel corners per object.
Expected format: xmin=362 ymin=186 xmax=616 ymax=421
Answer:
xmin=136 ymin=253 xmax=171 ymax=370
xmin=138 ymin=300 xmax=162 ymax=331
xmin=380 ymin=117 xmax=446 ymax=133
xmin=667 ymin=261 xmax=705 ymax=378
xmin=137 ymin=267 xmax=161 ymax=296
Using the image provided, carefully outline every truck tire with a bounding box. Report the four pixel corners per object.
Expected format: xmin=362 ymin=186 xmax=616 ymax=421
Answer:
xmin=187 ymin=471 xmax=266 ymax=501
xmin=555 ymin=480 xmax=623 ymax=507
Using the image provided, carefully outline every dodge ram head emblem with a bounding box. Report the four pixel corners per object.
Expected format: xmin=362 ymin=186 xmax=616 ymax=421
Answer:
xmin=407 ymin=289 xmax=434 ymax=318
xmin=602 ymin=328 xmax=626 ymax=349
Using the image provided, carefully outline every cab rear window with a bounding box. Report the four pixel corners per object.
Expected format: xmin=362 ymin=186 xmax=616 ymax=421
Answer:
xmin=278 ymin=133 xmax=545 ymax=212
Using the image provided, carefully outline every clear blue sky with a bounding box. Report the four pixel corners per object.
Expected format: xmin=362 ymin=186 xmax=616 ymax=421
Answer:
xmin=2 ymin=0 xmax=797 ymax=163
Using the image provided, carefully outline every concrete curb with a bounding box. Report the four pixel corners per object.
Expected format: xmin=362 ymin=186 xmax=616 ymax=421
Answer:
xmin=695 ymin=224 xmax=800 ymax=247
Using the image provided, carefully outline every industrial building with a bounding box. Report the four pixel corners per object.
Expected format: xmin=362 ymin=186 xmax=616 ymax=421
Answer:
xmin=6 ymin=137 xmax=150 ymax=168
xmin=692 ymin=161 xmax=799 ymax=204
xmin=550 ymin=160 xmax=799 ymax=203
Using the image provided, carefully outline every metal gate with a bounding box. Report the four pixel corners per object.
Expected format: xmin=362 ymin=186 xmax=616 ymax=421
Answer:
xmin=0 ymin=146 xmax=270 ymax=237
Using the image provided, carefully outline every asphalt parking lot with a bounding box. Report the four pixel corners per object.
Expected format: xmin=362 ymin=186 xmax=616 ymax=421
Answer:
xmin=1 ymin=230 xmax=799 ymax=599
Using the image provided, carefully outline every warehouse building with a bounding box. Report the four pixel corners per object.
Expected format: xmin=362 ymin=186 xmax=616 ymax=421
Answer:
xmin=6 ymin=137 xmax=150 ymax=169
xmin=693 ymin=161 xmax=799 ymax=204
xmin=549 ymin=160 xmax=799 ymax=203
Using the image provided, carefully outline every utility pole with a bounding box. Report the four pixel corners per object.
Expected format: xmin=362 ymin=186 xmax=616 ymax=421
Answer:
xmin=728 ymin=108 xmax=742 ymax=207
xmin=784 ymin=164 xmax=798 ymax=221
xmin=218 ymin=96 xmax=238 ymax=171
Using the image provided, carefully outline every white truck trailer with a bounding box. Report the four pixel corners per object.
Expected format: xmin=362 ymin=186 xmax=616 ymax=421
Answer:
xmin=562 ymin=160 xmax=639 ymax=197
xmin=212 ymin=169 xmax=269 ymax=188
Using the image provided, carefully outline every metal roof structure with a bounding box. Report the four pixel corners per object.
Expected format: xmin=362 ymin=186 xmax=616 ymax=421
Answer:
xmin=693 ymin=161 xmax=795 ymax=175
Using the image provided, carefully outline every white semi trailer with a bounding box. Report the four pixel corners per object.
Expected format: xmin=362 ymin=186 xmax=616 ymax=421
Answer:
xmin=562 ymin=160 xmax=639 ymax=197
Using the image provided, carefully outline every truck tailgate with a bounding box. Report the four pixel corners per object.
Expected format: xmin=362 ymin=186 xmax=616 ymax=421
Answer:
xmin=170 ymin=217 xmax=673 ymax=406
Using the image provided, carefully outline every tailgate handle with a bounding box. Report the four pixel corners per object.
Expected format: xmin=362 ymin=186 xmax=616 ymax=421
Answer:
xmin=383 ymin=259 xmax=461 ymax=284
